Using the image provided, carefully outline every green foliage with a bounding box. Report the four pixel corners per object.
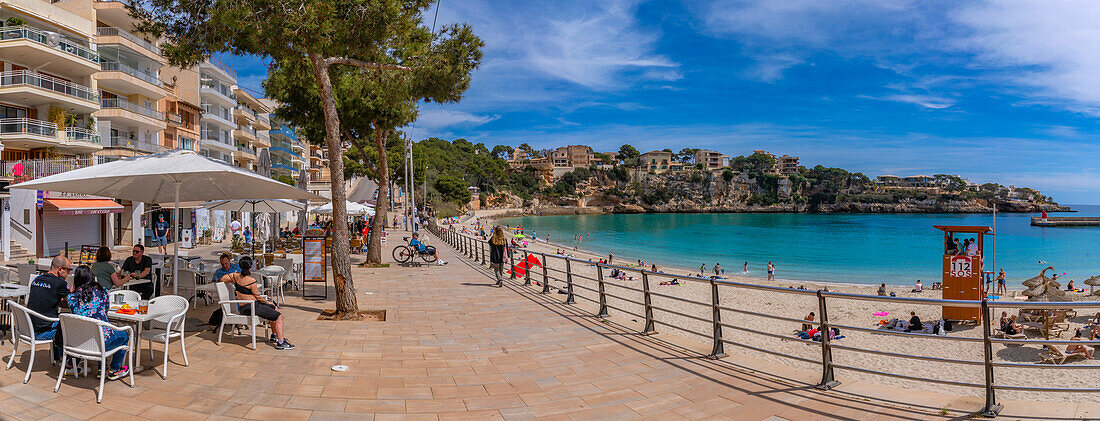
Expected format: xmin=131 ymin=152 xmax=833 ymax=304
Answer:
xmin=722 ymin=169 xmax=735 ymax=182
xmin=730 ymin=152 xmax=775 ymax=173
xmin=678 ymin=148 xmax=700 ymax=164
xmin=4 ymin=17 xmax=26 ymax=26
xmin=748 ymin=193 xmax=777 ymax=206
xmin=507 ymin=170 xmax=539 ymax=199
xmin=608 ymin=166 xmax=630 ymax=183
xmin=491 ymin=145 xmax=514 ymax=159
xmin=593 ymin=152 xmax=613 ymax=165
xmin=689 ymin=173 xmax=704 ymax=183
xmin=641 ymin=187 xmax=670 ymax=205
xmin=618 ymin=144 xmax=640 ymax=160
xmin=756 ymin=173 xmax=781 ymax=195
xmin=273 ymin=174 xmax=296 ymax=185
xmin=934 ymin=174 xmax=966 ymax=191
xmin=434 ymin=175 xmax=471 ymax=204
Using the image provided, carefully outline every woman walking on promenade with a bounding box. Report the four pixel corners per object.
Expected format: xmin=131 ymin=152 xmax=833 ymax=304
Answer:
xmin=489 ymin=226 xmax=508 ymax=288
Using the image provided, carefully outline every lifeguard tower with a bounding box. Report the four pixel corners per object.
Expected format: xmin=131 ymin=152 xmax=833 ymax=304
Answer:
xmin=934 ymin=225 xmax=994 ymax=321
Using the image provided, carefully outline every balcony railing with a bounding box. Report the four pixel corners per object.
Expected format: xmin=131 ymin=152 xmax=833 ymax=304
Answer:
xmin=99 ymin=60 xmax=164 ymax=87
xmin=166 ymin=112 xmax=183 ymax=125
xmin=107 ymin=135 xmax=164 ymax=153
xmin=236 ymin=144 xmax=256 ymax=155
xmin=236 ymin=124 xmax=257 ymax=136
xmin=2 ymin=157 xmax=105 ymax=182
xmin=0 ymin=118 xmax=57 ymax=137
xmin=96 ymin=27 xmax=159 ymax=55
xmin=65 ymin=127 xmax=100 ymax=144
xmin=101 ymin=97 xmax=165 ymax=120
xmin=201 ymin=129 xmax=232 ymax=145
xmin=0 ymin=71 xmax=98 ymax=102
xmin=200 ymin=78 xmax=235 ymax=99
xmin=0 ymin=25 xmax=100 ymax=64
xmin=206 ymin=57 xmax=236 ymax=79
xmin=257 ymin=113 xmax=270 ymax=126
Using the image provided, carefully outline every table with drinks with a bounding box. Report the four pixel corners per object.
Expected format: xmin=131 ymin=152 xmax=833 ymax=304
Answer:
xmin=105 ymin=295 xmax=166 ymax=374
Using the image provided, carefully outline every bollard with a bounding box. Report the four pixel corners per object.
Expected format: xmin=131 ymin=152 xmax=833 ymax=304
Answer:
xmin=564 ymin=259 xmax=575 ymax=304
xmin=541 ymin=255 xmax=550 ymax=294
xmin=596 ymin=265 xmax=608 ymax=318
xmin=979 ymin=299 xmax=1002 ymax=417
xmin=640 ymin=272 xmax=656 ymax=335
xmin=814 ymin=290 xmax=840 ymax=390
xmin=509 ymin=247 xmax=516 ymax=279
xmin=707 ymin=279 xmax=726 ymax=359
xmin=523 ymin=251 xmax=532 ymax=285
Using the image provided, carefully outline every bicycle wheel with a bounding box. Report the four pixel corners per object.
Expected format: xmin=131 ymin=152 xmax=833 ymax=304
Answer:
xmin=392 ymin=246 xmax=412 ymax=263
xmin=421 ymin=247 xmax=438 ymax=263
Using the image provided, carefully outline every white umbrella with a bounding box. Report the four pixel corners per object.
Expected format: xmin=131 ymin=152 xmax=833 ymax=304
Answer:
xmin=311 ymin=201 xmax=374 ymax=216
xmin=204 ymin=200 xmax=309 ymax=254
xmin=12 ymin=150 xmax=324 ymax=294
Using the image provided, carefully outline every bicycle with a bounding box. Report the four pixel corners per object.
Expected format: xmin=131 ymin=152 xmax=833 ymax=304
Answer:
xmin=392 ymin=237 xmax=438 ymax=263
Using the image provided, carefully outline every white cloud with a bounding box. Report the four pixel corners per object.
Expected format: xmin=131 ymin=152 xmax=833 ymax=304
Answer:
xmin=864 ymin=94 xmax=956 ymax=109
xmin=744 ymin=54 xmax=804 ymax=82
xmin=413 ymin=109 xmax=499 ymax=130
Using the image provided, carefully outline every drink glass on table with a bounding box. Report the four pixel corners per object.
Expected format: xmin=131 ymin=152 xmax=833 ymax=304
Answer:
xmin=138 ymin=300 xmax=149 ymax=314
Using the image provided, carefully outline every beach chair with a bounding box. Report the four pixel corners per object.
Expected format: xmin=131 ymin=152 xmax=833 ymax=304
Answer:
xmin=1038 ymin=344 xmax=1089 ymax=364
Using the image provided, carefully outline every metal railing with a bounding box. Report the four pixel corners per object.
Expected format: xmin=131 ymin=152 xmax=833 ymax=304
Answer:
xmin=1 ymin=157 xmax=104 ymax=181
xmin=201 ymin=129 xmax=232 ymax=146
xmin=0 ymin=118 xmax=57 ymax=137
xmin=201 ymin=103 xmax=234 ymax=123
xmin=236 ymin=144 xmax=256 ymax=155
xmin=205 ymin=57 xmax=236 ymax=79
xmin=101 ymin=97 xmax=165 ymax=120
xmin=96 ymin=26 xmax=159 ymax=54
xmin=0 ymin=25 xmax=100 ymax=64
xmin=65 ymin=127 xmax=100 ymax=144
xmin=200 ymin=78 xmax=235 ymax=99
xmin=428 ymin=222 xmax=1100 ymax=418
xmin=0 ymin=71 xmax=98 ymax=102
xmin=106 ymin=136 xmax=164 ymax=153
xmin=99 ymin=60 xmax=163 ymax=87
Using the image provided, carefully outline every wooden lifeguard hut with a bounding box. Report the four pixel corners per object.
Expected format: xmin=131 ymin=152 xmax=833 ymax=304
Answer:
xmin=934 ymin=225 xmax=994 ymax=321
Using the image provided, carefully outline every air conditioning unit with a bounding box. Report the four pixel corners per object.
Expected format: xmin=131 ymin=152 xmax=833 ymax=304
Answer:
xmin=44 ymin=31 xmax=61 ymax=47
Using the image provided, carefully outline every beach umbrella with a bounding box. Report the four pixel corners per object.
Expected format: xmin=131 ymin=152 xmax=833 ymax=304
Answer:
xmin=1084 ymin=275 xmax=1100 ymax=296
xmin=205 ymin=199 xmax=309 ymax=254
xmin=1021 ymin=267 xmax=1067 ymax=301
xmin=12 ymin=149 xmax=324 ymax=295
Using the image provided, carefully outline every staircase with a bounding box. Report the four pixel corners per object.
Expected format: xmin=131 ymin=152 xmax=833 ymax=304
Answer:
xmin=7 ymin=241 xmax=33 ymax=261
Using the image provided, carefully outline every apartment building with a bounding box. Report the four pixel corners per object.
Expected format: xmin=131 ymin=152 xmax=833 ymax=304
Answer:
xmin=550 ymin=145 xmax=593 ymax=168
xmin=263 ymin=99 xmax=306 ymax=180
xmin=307 ymin=143 xmax=331 ymax=200
xmin=158 ymin=70 xmax=200 ymax=152
xmin=231 ymin=87 xmax=269 ymax=172
xmin=198 ymin=58 xmax=236 ymax=164
xmin=639 ymin=150 xmax=672 ymax=174
xmin=752 ymin=149 xmax=800 ymax=175
xmin=693 ymin=149 xmax=729 ymax=170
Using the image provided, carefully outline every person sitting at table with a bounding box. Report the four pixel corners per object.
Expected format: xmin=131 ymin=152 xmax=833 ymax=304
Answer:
xmin=120 ymin=244 xmax=154 ymax=299
xmin=213 ymin=253 xmax=240 ymax=282
xmin=67 ymin=265 xmax=130 ymax=379
xmin=27 ymin=255 xmax=72 ymax=366
xmin=91 ymin=246 xmax=125 ymax=289
xmin=219 ymin=256 xmax=293 ymax=350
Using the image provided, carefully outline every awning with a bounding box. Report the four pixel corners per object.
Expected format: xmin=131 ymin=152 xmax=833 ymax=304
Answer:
xmin=46 ymin=198 xmax=124 ymax=216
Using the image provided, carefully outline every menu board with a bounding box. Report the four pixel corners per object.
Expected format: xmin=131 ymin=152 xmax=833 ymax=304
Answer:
xmin=79 ymin=245 xmax=99 ymax=265
xmin=303 ymin=234 xmax=326 ymax=283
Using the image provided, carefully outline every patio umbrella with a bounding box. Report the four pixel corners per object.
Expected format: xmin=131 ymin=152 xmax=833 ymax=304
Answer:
xmin=11 ymin=150 xmax=325 ymax=294
xmin=205 ymin=199 xmax=309 ymax=255
xmin=311 ymin=201 xmax=374 ymax=216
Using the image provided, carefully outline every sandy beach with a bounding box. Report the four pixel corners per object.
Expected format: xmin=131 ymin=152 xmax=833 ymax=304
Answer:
xmin=445 ymin=215 xmax=1100 ymax=403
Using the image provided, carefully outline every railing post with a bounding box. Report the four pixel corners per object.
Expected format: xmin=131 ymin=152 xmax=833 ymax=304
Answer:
xmin=481 ymin=241 xmax=487 ymax=264
xmin=707 ymin=279 xmax=726 ymax=359
xmin=509 ymin=247 xmax=516 ymax=279
xmin=640 ymin=272 xmax=656 ymax=336
xmin=596 ymin=265 xmax=608 ymax=318
xmin=564 ymin=259 xmax=575 ymax=303
xmin=815 ymin=290 xmax=840 ymax=390
xmin=540 ymin=256 xmax=550 ymax=294
xmin=523 ymin=251 xmax=532 ymax=285
xmin=979 ymin=299 xmax=1002 ymax=417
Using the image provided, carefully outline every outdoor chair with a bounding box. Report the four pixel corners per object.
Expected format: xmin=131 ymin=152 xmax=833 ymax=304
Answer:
xmin=6 ymin=301 xmax=59 ymax=384
xmin=214 ymin=282 xmax=268 ymax=350
xmin=174 ymin=269 xmax=199 ymax=309
xmin=54 ymin=314 xmax=134 ymax=403
xmin=108 ymin=290 xmax=141 ymax=307
xmin=257 ymin=266 xmax=286 ymax=305
xmin=15 ymin=263 xmax=35 ymax=287
xmin=140 ymin=295 xmax=189 ymax=380
xmin=273 ymin=258 xmax=296 ymax=291
xmin=1038 ymin=344 xmax=1089 ymax=364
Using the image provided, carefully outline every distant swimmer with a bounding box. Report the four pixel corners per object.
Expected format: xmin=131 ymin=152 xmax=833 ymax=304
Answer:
xmin=1038 ymin=260 xmax=1048 ymax=264
xmin=742 ymin=261 xmax=749 ymax=274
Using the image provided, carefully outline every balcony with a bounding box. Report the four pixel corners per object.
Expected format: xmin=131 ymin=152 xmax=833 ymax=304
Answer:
xmin=201 ymin=103 xmax=235 ymax=129
xmin=3 ymin=157 xmax=108 ymax=183
xmin=0 ymin=26 xmax=101 ymax=75
xmin=65 ymin=126 xmax=101 ymax=146
xmin=233 ymin=144 xmax=257 ymax=161
xmin=96 ymin=98 xmax=166 ymax=130
xmin=97 ymin=60 xmax=166 ymax=98
xmin=96 ymin=26 xmax=158 ymax=54
xmin=104 ymin=135 xmax=164 ymax=154
xmin=233 ymin=104 xmax=257 ymax=122
xmin=255 ymin=113 xmax=271 ymax=129
xmin=233 ymin=124 xmax=257 ymax=142
xmin=200 ymin=130 xmax=235 ymax=152
xmin=0 ymin=71 xmax=99 ymax=113
xmin=0 ymin=118 xmax=64 ymax=150
xmin=200 ymin=78 xmax=235 ymax=106
xmin=203 ymin=57 xmax=236 ymax=80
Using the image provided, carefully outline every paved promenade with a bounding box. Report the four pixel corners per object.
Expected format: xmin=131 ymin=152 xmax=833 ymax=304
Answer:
xmin=0 ymin=232 xmax=1079 ymax=419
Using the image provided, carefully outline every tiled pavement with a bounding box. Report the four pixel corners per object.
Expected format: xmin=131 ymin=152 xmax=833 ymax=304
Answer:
xmin=0 ymin=232 xmax=1056 ymax=420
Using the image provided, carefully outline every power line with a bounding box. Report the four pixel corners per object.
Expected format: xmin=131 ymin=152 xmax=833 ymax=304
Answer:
xmin=431 ymin=0 xmax=441 ymax=33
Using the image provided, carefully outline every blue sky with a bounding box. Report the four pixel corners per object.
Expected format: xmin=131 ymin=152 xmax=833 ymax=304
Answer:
xmin=220 ymin=0 xmax=1100 ymax=204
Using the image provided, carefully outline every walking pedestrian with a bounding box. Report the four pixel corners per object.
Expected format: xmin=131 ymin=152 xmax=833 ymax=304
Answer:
xmin=489 ymin=226 xmax=508 ymax=288
xmin=767 ymin=262 xmax=775 ymax=281
xmin=996 ymin=268 xmax=1007 ymax=295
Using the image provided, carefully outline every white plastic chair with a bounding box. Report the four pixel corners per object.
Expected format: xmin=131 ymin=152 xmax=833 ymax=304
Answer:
xmin=214 ymin=282 xmax=267 ymax=350
xmin=140 ymin=295 xmax=189 ymax=379
xmin=174 ymin=269 xmax=199 ymax=309
xmin=55 ymin=314 xmax=134 ymax=403
xmin=288 ymin=255 xmax=303 ymax=290
xmin=108 ymin=290 xmax=141 ymax=307
xmin=6 ymin=301 xmax=59 ymax=384
xmin=273 ymin=258 xmax=296 ymax=292
xmin=258 ymin=266 xmax=286 ymax=305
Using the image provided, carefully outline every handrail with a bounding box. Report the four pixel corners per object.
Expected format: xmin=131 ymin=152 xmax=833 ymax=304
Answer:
xmin=101 ymin=97 xmax=164 ymax=120
xmin=0 ymin=118 xmax=57 ymax=137
xmin=99 ymin=60 xmax=163 ymax=87
xmin=428 ymin=221 xmax=1100 ymax=417
xmin=0 ymin=71 xmax=98 ymax=102
xmin=65 ymin=127 xmax=100 ymax=145
xmin=96 ymin=26 xmax=159 ymax=54
xmin=0 ymin=25 xmax=100 ymax=64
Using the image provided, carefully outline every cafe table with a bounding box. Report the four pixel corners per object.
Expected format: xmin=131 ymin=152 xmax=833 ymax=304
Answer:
xmin=106 ymin=307 xmax=170 ymax=373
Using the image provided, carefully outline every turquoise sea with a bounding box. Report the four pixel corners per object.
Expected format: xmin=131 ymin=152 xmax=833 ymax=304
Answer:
xmin=501 ymin=206 xmax=1100 ymax=287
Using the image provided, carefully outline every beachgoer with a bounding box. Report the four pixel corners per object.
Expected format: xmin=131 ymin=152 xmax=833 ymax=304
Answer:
xmin=67 ymin=265 xmax=130 ymax=379
xmin=700 ymin=263 xmax=706 ymax=274
xmin=154 ymin=214 xmax=170 ymax=255
xmin=1067 ymin=279 xmax=1076 ymax=291
xmin=120 ymin=244 xmax=154 ymax=299
xmin=742 ymin=262 xmax=748 ymax=273
xmin=1068 ymin=329 xmax=1094 ymax=359
xmin=489 ymin=227 xmax=507 ymax=287
xmin=996 ymin=269 xmax=1007 ymax=295
xmin=998 ymin=311 xmax=1009 ymax=331
xmin=767 ymin=262 xmax=775 ymax=281
xmin=651 ymin=264 xmax=657 ymax=272
xmin=945 ymin=237 xmax=957 ymax=255
xmin=91 ymin=246 xmax=124 ymax=289
xmin=802 ymin=312 xmax=815 ymax=332
xmin=713 ymin=263 xmax=721 ymax=276
xmin=905 ymin=312 xmax=923 ymax=332
xmin=220 ymin=257 xmax=293 ymax=349
xmin=953 ymin=239 xmax=963 ymax=255
xmin=1003 ymin=315 xmax=1021 ymax=335
xmin=27 ymin=255 xmax=72 ymax=364
xmin=912 ymin=280 xmax=923 ymax=293
xmin=966 ymin=238 xmax=979 ymax=256
xmin=877 ymin=283 xmax=887 ymax=296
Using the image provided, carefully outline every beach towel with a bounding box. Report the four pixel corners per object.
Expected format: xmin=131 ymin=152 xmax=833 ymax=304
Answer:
xmin=873 ymin=312 xmax=889 ymax=317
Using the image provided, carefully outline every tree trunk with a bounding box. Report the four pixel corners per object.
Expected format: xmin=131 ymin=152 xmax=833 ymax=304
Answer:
xmin=309 ymin=53 xmax=359 ymax=318
xmin=366 ymin=128 xmax=389 ymax=265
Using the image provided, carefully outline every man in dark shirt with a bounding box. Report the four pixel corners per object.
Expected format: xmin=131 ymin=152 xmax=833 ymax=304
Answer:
xmin=26 ymin=256 xmax=72 ymax=361
xmin=154 ymin=214 xmax=170 ymax=255
xmin=905 ymin=311 xmax=923 ymax=332
xmin=121 ymin=244 xmax=155 ymax=299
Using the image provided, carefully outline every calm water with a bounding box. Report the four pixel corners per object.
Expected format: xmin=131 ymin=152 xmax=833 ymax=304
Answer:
xmin=501 ymin=206 xmax=1100 ymax=287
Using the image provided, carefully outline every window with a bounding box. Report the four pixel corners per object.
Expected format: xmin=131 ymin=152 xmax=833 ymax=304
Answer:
xmin=0 ymin=105 xmax=27 ymax=119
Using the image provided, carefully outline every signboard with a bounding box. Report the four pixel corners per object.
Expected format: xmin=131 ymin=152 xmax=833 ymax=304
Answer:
xmin=302 ymin=234 xmax=327 ymax=300
xmin=950 ymin=256 xmax=973 ymax=278
xmin=79 ymin=245 xmax=99 ymax=265
xmin=42 ymin=191 xmax=109 ymax=200
xmin=181 ymin=229 xmax=194 ymax=249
